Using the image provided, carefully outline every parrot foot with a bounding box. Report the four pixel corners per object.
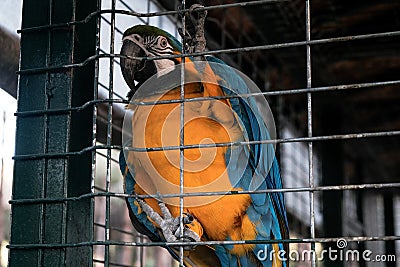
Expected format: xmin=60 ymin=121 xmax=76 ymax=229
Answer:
xmin=171 ymin=212 xmax=201 ymax=250
xmin=135 ymin=197 xmax=200 ymax=250
xmin=178 ymin=4 xmax=207 ymax=58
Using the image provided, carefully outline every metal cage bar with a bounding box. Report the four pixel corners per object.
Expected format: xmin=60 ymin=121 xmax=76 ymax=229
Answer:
xmin=305 ymin=1 xmax=316 ymax=266
xmin=9 ymin=0 xmax=400 ymax=266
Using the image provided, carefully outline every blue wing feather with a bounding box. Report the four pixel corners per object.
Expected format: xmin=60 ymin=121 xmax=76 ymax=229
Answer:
xmin=119 ymin=151 xmax=160 ymax=240
xmin=206 ymin=56 xmax=289 ymax=266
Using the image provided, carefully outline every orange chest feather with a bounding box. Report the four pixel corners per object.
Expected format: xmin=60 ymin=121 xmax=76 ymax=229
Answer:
xmin=129 ymin=85 xmax=242 ymax=189
xmin=128 ymin=85 xmax=255 ymax=245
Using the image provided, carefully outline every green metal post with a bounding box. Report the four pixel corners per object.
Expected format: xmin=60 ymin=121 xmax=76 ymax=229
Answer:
xmin=10 ymin=0 xmax=98 ymax=266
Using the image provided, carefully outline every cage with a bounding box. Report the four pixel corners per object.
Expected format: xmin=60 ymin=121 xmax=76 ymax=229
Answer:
xmin=8 ymin=0 xmax=400 ymax=266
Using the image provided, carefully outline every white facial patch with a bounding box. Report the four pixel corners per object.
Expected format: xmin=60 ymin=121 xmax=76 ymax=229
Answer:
xmin=154 ymin=59 xmax=175 ymax=77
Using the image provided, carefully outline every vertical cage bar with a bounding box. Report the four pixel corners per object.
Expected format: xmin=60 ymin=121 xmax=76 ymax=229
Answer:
xmin=9 ymin=0 xmax=99 ymax=266
xmin=147 ymin=0 xmax=151 ymax=25
xmin=142 ymin=1 xmax=152 ymax=263
xmin=104 ymin=0 xmax=116 ymax=265
xmin=92 ymin=0 xmax=102 ymax=265
xmin=92 ymin=0 xmax=102 ymax=216
xmin=305 ymin=0 xmax=316 ymax=266
xmin=179 ymin=0 xmax=186 ymax=265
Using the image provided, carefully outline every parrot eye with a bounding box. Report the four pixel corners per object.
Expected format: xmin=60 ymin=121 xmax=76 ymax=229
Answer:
xmin=159 ymin=37 xmax=168 ymax=48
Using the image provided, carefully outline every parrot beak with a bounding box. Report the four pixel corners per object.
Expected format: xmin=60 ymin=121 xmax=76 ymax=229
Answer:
xmin=120 ymin=39 xmax=156 ymax=97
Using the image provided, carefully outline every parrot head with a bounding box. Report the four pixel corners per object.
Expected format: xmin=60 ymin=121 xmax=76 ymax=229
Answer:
xmin=120 ymin=25 xmax=183 ymax=97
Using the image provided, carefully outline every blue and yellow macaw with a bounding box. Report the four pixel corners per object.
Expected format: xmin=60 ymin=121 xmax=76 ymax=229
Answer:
xmin=119 ymin=24 xmax=289 ymax=267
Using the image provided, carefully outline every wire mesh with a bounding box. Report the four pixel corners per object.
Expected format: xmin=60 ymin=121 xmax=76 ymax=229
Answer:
xmin=10 ymin=0 xmax=400 ymax=266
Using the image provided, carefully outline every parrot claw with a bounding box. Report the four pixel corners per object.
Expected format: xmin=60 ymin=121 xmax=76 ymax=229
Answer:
xmin=174 ymin=213 xmax=201 ymax=250
xmin=178 ymin=4 xmax=207 ymax=57
xmin=157 ymin=201 xmax=200 ymax=250
xmin=135 ymin=195 xmax=200 ymax=250
xmin=188 ymin=4 xmax=207 ymax=22
xmin=178 ymin=227 xmax=201 ymax=250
